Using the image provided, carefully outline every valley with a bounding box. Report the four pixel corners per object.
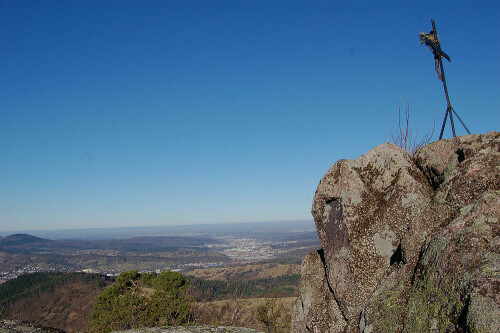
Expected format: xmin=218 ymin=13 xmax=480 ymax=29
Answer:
xmin=0 ymin=221 xmax=318 ymax=332
xmin=0 ymin=221 xmax=318 ymax=283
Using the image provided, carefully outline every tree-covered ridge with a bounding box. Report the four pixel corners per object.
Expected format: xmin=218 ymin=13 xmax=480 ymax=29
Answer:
xmin=0 ymin=267 xmax=300 ymax=332
xmin=0 ymin=272 xmax=105 ymax=314
xmin=187 ymin=274 xmax=300 ymax=300
xmin=90 ymin=270 xmax=193 ymax=333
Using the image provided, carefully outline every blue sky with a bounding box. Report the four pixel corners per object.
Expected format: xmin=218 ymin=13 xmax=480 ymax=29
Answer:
xmin=1 ymin=1 xmax=499 ymax=232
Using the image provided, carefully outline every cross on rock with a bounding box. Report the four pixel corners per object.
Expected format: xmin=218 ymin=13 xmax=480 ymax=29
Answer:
xmin=420 ymin=19 xmax=470 ymax=140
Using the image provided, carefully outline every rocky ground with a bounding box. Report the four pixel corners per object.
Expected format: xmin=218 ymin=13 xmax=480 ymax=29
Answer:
xmin=0 ymin=321 xmax=263 ymax=333
xmin=0 ymin=320 xmax=65 ymax=333
xmin=112 ymin=326 xmax=262 ymax=333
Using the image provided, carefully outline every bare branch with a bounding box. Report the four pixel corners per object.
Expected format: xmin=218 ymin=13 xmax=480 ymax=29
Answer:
xmin=389 ymin=97 xmax=436 ymax=155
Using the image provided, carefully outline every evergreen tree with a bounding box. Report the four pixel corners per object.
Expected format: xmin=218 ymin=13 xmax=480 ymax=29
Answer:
xmin=90 ymin=270 xmax=193 ymax=333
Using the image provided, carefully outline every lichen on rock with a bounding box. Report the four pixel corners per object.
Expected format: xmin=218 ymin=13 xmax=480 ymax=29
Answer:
xmin=292 ymin=131 xmax=500 ymax=333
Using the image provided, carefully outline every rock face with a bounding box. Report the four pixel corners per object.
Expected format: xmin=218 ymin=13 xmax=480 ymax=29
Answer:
xmin=291 ymin=132 xmax=500 ymax=333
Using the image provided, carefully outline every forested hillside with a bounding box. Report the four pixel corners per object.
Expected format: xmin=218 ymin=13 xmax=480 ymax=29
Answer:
xmin=0 ymin=261 xmax=298 ymax=332
xmin=0 ymin=272 xmax=110 ymax=332
xmin=188 ymin=274 xmax=299 ymax=300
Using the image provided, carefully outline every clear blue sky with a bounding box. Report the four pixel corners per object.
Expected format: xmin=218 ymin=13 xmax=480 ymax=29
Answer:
xmin=1 ymin=1 xmax=498 ymax=232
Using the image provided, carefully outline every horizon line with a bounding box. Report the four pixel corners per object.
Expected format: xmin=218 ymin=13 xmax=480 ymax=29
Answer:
xmin=0 ymin=219 xmax=315 ymax=235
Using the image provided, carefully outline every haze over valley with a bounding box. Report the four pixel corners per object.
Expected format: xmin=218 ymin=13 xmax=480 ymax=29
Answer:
xmin=0 ymin=220 xmax=318 ymax=283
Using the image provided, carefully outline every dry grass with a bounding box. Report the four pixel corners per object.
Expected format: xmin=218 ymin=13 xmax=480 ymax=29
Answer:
xmin=184 ymin=263 xmax=300 ymax=281
xmin=194 ymin=297 xmax=296 ymax=331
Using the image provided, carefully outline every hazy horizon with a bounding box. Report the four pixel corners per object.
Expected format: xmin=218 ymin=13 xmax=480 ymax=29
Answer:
xmin=0 ymin=219 xmax=316 ymax=240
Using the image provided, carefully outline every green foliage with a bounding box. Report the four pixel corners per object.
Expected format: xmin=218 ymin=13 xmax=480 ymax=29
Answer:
xmin=90 ymin=270 xmax=193 ymax=333
xmin=255 ymin=295 xmax=289 ymax=333
xmin=0 ymin=272 xmax=103 ymax=316
xmin=141 ymin=272 xmax=155 ymax=287
xmin=116 ymin=270 xmax=140 ymax=283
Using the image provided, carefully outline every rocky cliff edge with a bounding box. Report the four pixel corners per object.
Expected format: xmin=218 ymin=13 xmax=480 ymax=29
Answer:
xmin=291 ymin=132 xmax=500 ymax=333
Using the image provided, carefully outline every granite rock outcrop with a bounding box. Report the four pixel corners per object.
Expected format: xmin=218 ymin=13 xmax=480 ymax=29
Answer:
xmin=292 ymin=132 xmax=500 ymax=333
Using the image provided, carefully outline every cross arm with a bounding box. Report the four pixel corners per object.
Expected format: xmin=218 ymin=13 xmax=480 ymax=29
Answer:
xmin=422 ymin=35 xmax=451 ymax=62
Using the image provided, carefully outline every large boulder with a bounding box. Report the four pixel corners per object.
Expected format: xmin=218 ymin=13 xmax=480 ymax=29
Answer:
xmin=291 ymin=250 xmax=347 ymax=333
xmin=292 ymin=132 xmax=500 ymax=333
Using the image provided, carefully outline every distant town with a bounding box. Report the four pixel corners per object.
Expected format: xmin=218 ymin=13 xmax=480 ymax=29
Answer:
xmin=0 ymin=221 xmax=319 ymax=283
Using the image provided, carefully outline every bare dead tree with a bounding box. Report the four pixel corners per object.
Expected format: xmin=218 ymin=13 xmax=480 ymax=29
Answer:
xmin=229 ymin=286 xmax=244 ymax=326
xmin=389 ymin=96 xmax=436 ymax=155
xmin=255 ymin=292 xmax=289 ymax=333
xmin=188 ymin=286 xmax=213 ymax=324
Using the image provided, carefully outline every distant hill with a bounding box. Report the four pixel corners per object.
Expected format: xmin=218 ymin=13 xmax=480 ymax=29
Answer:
xmin=1 ymin=220 xmax=315 ymax=240
xmin=0 ymin=234 xmax=52 ymax=247
xmin=0 ymin=234 xmax=232 ymax=276
xmin=0 ymin=234 xmax=60 ymax=254
xmin=0 ymin=233 xmax=49 ymax=244
xmin=77 ymin=235 xmax=219 ymax=252
xmin=0 ymin=233 xmax=218 ymax=253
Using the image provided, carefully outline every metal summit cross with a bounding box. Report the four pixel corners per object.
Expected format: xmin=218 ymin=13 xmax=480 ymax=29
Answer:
xmin=420 ymin=19 xmax=470 ymax=139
